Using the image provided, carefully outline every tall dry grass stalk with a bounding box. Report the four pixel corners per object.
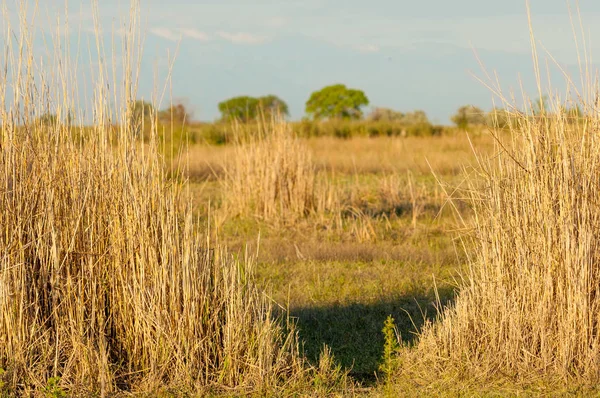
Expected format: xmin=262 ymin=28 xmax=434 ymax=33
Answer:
xmin=0 ymin=2 xmax=306 ymax=395
xmin=219 ymin=122 xmax=384 ymax=242
xmin=221 ymin=120 xmax=318 ymax=224
xmin=404 ymin=110 xmax=600 ymax=389
xmin=398 ymin=8 xmax=600 ymax=389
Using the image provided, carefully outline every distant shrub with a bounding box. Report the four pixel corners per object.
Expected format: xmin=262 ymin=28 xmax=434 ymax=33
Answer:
xmin=158 ymin=101 xmax=193 ymax=125
xmin=192 ymin=117 xmax=449 ymax=145
xmin=297 ymin=118 xmax=321 ymax=137
xmin=402 ymin=110 xmax=430 ymax=125
xmin=293 ymin=119 xmax=438 ymax=139
xmin=451 ymin=105 xmax=486 ymax=129
xmin=431 ymin=124 xmax=444 ymax=136
xmin=405 ymin=122 xmax=434 ymax=137
xmin=201 ymin=123 xmax=230 ymax=145
xmin=36 ymin=112 xmax=59 ymax=125
xmin=367 ymin=107 xmax=405 ymax=122
xmin=486 ymin=108 xmax=512 ymax=129
xmin=218 ymin=95 xmax=289 ymax=122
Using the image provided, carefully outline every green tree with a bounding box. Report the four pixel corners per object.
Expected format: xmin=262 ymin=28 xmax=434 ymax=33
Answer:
xmin=159 ymin=101 xmax=193 ymax=125
xmin=218 ymin=96 xmax=260 ymax=122
xmin=451 ymin=105 xmax=486 ymax=129
xmin=257 ymin=95 xmax=289 ymax=117
xmin=218 ymin=95 xmax=289 ymax=122
xmin=305 ymin=84 xmax=369 ymax=120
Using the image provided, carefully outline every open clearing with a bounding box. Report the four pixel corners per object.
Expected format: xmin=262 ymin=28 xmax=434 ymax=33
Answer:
xmin=180 ymin=132 xmax=494 ymax=383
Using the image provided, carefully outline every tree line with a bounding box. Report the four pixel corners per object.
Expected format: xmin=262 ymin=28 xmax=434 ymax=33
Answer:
xmin=35 ymin=84 xmax=584 ymax=132
xmin=216 ymin=85 xmax=584 ymax=130
xmin=217 ymin=84 xmax=370 ymax=122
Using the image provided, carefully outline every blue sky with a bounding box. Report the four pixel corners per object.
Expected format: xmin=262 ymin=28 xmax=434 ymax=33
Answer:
xmin=7 ymin=0 xmax=600 ymax=123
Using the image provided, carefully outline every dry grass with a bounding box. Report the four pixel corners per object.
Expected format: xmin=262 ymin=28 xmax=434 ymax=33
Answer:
xmin=175 ymin=144 xmax=235 ymax=181
xmin=306 ymin=134 xmax=495 ymax=176
xmin=161 ymin=4 xmax=600 ymax=395
xmin=215 ymin=119 xmax=388 ymax=243
xmin=395 ymin=88 xmax=600 ymax=392
xmin=0 ymin=3 xmax=324 ymax=396
xmin=178 ymin=133 xmax=496 ymax=182
xmin=198 ymin=128 xmax=465 ymax=246
xmin=219 ymin=120 xmax=319 ymax=224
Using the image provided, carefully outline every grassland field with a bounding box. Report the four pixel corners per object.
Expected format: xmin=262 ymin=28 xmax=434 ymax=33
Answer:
xmin=174 ymin=132 xmax=495 ymax=384
xmin=6 ymin=3 xmax=599 ymax=394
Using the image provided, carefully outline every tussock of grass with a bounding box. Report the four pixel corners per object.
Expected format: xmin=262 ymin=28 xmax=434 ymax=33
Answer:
xmin=0 ymin=3 xmax=322 ymax=396
xmin=221 ymin=120 xmax=318 ymax=223
xmin=385 ymin=5 xmax=600 ymax=392
xmin=217 ymin=125 xmax=455 ymax=246
xmin=395 ymin=90 xmax=600 ymax=391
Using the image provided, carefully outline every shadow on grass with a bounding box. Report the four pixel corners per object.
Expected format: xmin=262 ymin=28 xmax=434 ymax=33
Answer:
xmin=291 ymin=287 xmax=456 ymax=384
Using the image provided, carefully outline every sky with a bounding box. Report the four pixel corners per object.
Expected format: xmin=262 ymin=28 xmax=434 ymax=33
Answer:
xmin=5 ymin=0 xmax=600 ymax=123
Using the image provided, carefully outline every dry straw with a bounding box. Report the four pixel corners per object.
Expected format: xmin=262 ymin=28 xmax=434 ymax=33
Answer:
xmin=220 ymin=118 xmax=318 ymax=224
xmin=397 ymin=2 xmax=600 ymax=391
xmin=0 ymin=1 xmax=310 ymax=395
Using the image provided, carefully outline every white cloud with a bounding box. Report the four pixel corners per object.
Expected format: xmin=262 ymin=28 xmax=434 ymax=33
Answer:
xmin=217 ymin=31 xmax=268 ymax=44
xmin=150 ymin=27 xmax=267 ymax=45
xmin=114 ymin=27 xmax=128 ymax=37
xmin=181 ymin=28 xmax=210 ymax=42
xmin=355 ymin=44 xmax=380 ymax=53
xmin=150 ymin=27 xmax=180 ymax=41
xmin=265 ymin=16 xmax=287 ymax=28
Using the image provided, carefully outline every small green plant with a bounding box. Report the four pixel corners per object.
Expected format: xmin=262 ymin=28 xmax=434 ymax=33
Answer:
xmin=379 ymin=315 xmax=401 ymax=380
xmin=0 ymin=368 xmax=5 ymax=393
xmin=43 ymin=377 xmax=67 ymax=398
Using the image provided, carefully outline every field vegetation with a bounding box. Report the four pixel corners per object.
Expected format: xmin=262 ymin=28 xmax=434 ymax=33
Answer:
xmin=178 ymin=126 xmax=493 ymax=385
xmin=2 ymin=1 xmax=600 ymax=397
xmin=0 ymin=4 xmax=342 ymax=397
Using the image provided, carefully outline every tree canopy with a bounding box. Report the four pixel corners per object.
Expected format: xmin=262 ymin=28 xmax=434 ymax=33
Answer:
xmin=451 ymin=105 xmax=486 ymax=129
xmin=305 ymin=84 xmax=369 ymax=120
xmin=258 ymin=95 xmax=289 ymax=117
xmin=159 ymin=102 xmax=193 ymax=124
xmin=218 ymin=95 xmax=289 ymax=122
